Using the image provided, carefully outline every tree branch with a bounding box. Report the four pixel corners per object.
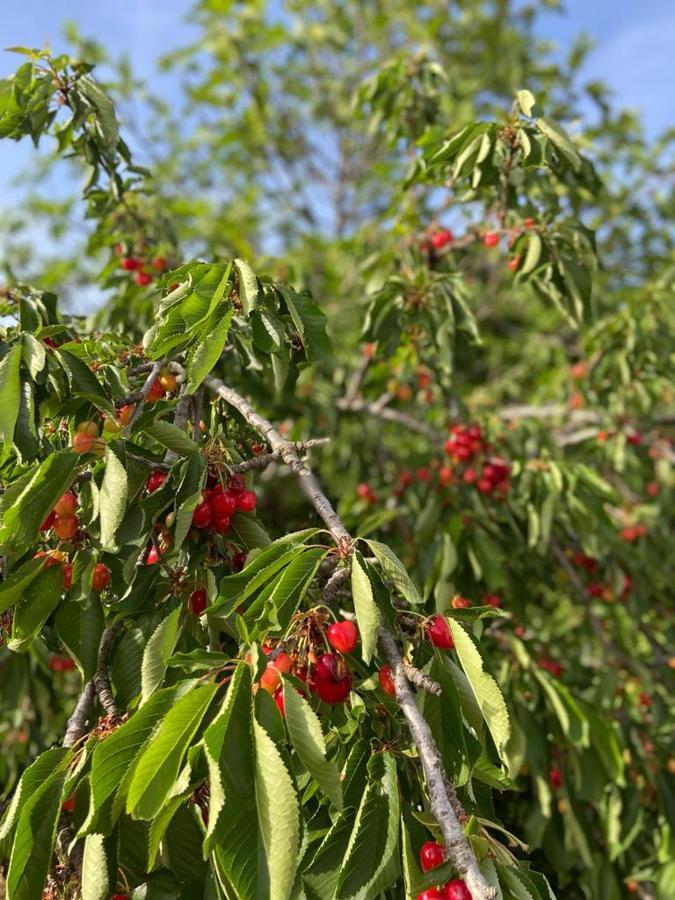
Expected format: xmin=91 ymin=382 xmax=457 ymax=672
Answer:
xmin=92 ymin=624 xmax=122 ymax=717
xmin=204 ymin=375 xmax=495 ymax=899
xmin=229 ymin=439 xmax=329 ymax=474
xmin=122 ymin=362 xmax=162 ymax=435
xmin=337 ymin=395 xmax=441 ymax=442
xmin=62 ymin=681 xmax=95 ymax=748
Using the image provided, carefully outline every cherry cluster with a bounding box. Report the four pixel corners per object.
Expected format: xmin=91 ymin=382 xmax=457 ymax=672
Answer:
xmin=114 ymin=243 xmax=168 ymax=287
xmin=443 ymin=424 xmax=511 ymax=496
xmin=569 ymin=549 xmax=632 ymax=603
xmin=418 ymin=842 xmax=472 ymax=899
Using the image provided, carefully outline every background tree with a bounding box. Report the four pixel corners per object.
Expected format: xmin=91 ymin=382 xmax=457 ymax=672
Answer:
xmin=0 ymin=3 xmax=673 ymax=899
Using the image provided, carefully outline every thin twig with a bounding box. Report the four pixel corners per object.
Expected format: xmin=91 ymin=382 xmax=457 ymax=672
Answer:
xmin=323 ymin=566 xmax=351 ymax=604
xmin=122 ymin=362 xmax=162 ymax=436
xmin=403 ymin=664 xmax=442 ymax=696
xmin=204 ymin=376 xmax=495 ymax=900
xmin=229 ymin=439 xmax=330 ymax=474
xmin=337 ymin=396 xmax=441 ymax=442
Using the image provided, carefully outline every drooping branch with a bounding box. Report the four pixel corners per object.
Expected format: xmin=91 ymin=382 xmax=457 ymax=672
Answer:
xmin=228 ymin=439 xmax=330 ymax=474
xmin=92 ymin=624 xmax=123 ymax=717
xmin=204 ymin=375 xmax=495 ymax=900
xmin=122 ymin=362 xmax=162 ymax=435
xmin=337 ymin=395 xmax=442 ymax=441
xmin=62 ymin=681 xmax=95 ymax=748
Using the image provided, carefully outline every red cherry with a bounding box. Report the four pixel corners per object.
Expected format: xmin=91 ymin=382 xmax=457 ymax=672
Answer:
xmin=462 ymin=468 xmax=477 ymax=484
xmin=430 ymin=229 xmax=453 ymax=250
xmin=416 ymin=467 xmax=431 ymax=483
xmin=146 ymin=380 xmax=165 ymax=403
xmin=549 ymin=768 xmax=563 ymax=790
xmin=426 ymin=615 xmax=454 ymax=650
xmin=327 ymin=620 xmax=358 ymax=654
xmin=189 ymin=587 xmax=207 ymax=615
xmin=315 ymin=674 xmax=352 ymax=704
xmin=62 ymin=563 xmax=73 ymax=591
xmin=54 ymin=492 xmax=78 ymax=517
xmin=227 ymin=473 xmax=246 ymax=494
xmin=508 ymin=254 xmax=521 ymax=272
xmin=378 ymin=665 xmax=396 ymax=697
xmin=151 ymin=256 xmax=168 ymax=271
xmin=117 ymin=403 xmax=135 ymax=426
xmin=92 ymin=563 xmax=111 ymax=592
xmin=445 ymin=880 xmax=472 ymax=900
xmin=538 ymin=658 xmax=563 ymax=678
xmin=192 ymin=499 xmax=212 ymax=529
xmin=417 ymin=889 xmax=445 ymax=900
xmin=39 ymin=510 xmax=56 ymax=532
xmin=419 ymin=840 xmax=445 ymax=872
xmin=627 ymin=432 xmax=642 ymax=446
xmin=146 ymin=470 xmax=167 ymax=493
xmin=523 ymin=217 xmax=536 ymax=229
xmin=236 ymin=490 xmax=257 ymax=512
xmin=211 ymin=491 xmax=237 ymax=517
xmin=61 ymin=795 xmax=76 ymax=812
xmin=120 ymin=257 xmax=141 ymax=271
xmin=260 ymin=665 xmax=282 ymax=694
xmin=146 ymin=545 xmax=160 ymax=565
xmin=273 ymin=651 xmax=293 ymax=674
xmin=49 ymin=655 xmax=75 ymax=672
xmin=639 ymin=692 xmax=651 ymax=708
xmin=482 ymin=232 xmax=500 ymax=247
xmin=646 ymin=482 xmax=659 ymax=497
xmin=212 ymin=514 xmax=231 ymax=534
xmin=483 ymin=594 xmax=501 ymax=608
xmin=273 ymin=686 xmax=286 ymax=717
xmin=451 ymin=596 xmax=471 ymax=609
xmin=135 ymin=271 xmax=153 ymax=287
xmin=315 ymin=653 xmax=338 ymax=682
xmin=53 ymin=515 xmax=79 ymax=541
xmin=72 ymin=431 xmax=95 ymax=454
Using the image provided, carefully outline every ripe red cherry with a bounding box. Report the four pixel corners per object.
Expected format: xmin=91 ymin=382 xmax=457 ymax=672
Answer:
xmin=549 ymin=768 xmax=563 ymax=790
xmin=211 ymin=490 xmax=237 ymax=517
xmin=416 ymin=889 xmax=445 ymax=900
xmin=92 ymin=563 xmax=111 ymax=592
xmin=476 ymin=478 xmax=492 ymax=494
xmin=508 ymin=254 xmax=521 ymax=272
xmin=483 ymin=594 xmax=501 ymax=608
xmin=315 ymin=674 xmax=352 ymax=704
xmin=146 ymin=545 xmax=160 ymax=565
xmin=445 ymin=880 xmax=472 ymax=900
xmin=120 ymin=257 xmax=141 ymax=271
xmin=482 ymin=232 xmax=500 ymax=247
xmin=117 ymin=403 xmax=135 ymax=426
xmin=146 ymin=379 xmax=165 ymax=403
xmin=438 ymin=466 xmax=453 ymax=487
xmin=53 ymin=515 xmax=78 ymax=541
xmin=462 ymin=468 xmax=477 ymax=485
xmin=212 ymin=515 xmax=231 ymax=534
xmin=152 ymin=256 xmax=167 ymax=271
xmin=273 ymin=686 xmax=285 ymax=717
xmin=54 ymin=492 xmax=78 ymax=517
xmin=426 ymin=615 xmax=454 ymax=650
xmin=451 ymin=596 xmax=471 ymax=609
xmin=646 ymin=482 xmax=659 ymax=497
xmin=61 ymin=795 xmax=76 ymax=812
xmin=39 ymin=510 xmax=56 ymax=532
xmin=315 ymin=653 xmax=338 ymax=681
xmin=260 ymin=665 xmax=282 ymax=694
xmin=72 ymin=431 xmax=95 ymax=454
xmin=419 ymin=840 xmax=445 ymax=872
xmin=189 ymin=587 xmax=207 ymax=615
xmin=378 ymin=665 xmax=396 ymax=697
xmin=146 ymin=470 xmax=167 ymax=493
xmin=273 ymin=651 xmax=293 ymax=674
xmin=192 ymin=499 xmax=212 ymax=529
xmin=62 ymin=563 xmax=73 ymax=591
xmin=227 ymin=473 xmax=246 ymax=494
xmin=236 ymin=490 xmax=257 ymax=512
xmin=639 ymin=692 xmax=651 ymax=708
xmin=430 ymin=228 xmax=453 ymax=250
xmin=327 ymin=620 xmax=358 ymax=654
xmin=135 ymin=271 xmax=153 ymax=287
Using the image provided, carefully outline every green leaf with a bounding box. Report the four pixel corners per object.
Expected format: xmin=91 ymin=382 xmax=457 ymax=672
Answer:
xmin=447 ymin=620 xmax=510 ymax=760
xmin=0 ymin=449 xmax=78 ymax=553
xmin=0 ymin=557 xmax=45 ymax=615
xmin=140 ymin=606 xmax=182 ymax=704
xmin=9 ymin=563 xmax=65 ymax=651
xmin=81 ymin=684 xmax=187 ymax=836
xmin=351 ymin=551 xmax=380 ymax=664
xmin=365 ymin=539 xmax=422 ymax=605
xmin=516 ymin=89 xmax=538 ymax=117
xmin=56 ymin=597 xmax=104 ymax=680
xmin=99 ymin=445 xmax=128 ymax=549
xmin=249 ymin=547 xmax=326 ymax=634
xmin=210 ymin=544 xmax=305 ymax=616
xmin=81 ymin=833 xmax=109 ymax=900
xmin=278 ymin=286 xmax=332 ymax=363
xmin=143 ymin=421 xmax=197 ymax=456
xmin=0 ymin=748 xmax=69 ymax=844
xmin=185 ymin=302 xmax=233 ymax=394
xmin=234 ymin=258 xmax=259 ymax=316
xmin=127 ymin=682 xmax=217 ymax=820
xmin=0 ymin=344 xmax=22 ymax=446
xmin=422 ymin=656 xmax=468 ymax=784
xmin=6 ymin=759 xmax=68 ymax=900
xmin=534 ymin=669 xmax=589 ymax=746
xmin=21 ymin=333 xmax=45 ymax=378
xmin=283 ymin=681 xmax=342 ymax=809
xmin=78 ymin=75 xmax=119 ymax=148
xmin=56 ymin=348 xmax=115 ymax=413
xmin=336 ymin=752 xmax=400 ymax=898
xmin=536 ymin=117 xmax=581 ymax=171
xmin=253 ymin=714 xmax=301 ymax=900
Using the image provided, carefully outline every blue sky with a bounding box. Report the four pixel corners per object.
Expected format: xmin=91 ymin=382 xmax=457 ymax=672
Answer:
xmin=1 ymin=0 xmax=674 ymax=198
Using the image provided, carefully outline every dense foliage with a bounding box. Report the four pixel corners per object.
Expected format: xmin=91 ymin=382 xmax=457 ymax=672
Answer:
xmin=0 ymin=3 xmax=673 ymax=899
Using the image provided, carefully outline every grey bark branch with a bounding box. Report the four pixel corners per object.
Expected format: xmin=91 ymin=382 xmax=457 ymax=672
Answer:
xmin=337 ymin=396 xmax=441 ymax=442
xmin=204 ymin=375 xmax=495 ymax=900
xmin=93 ymin=624 xmax=122 ymax=717
xmin=229 ymin=439 xmax=329 ymax=474
xmin=122 ymin=362 xmax=162 ymax=435
xmin=62 ymin=681 xmax=95 ymax=748
xmin=403 ymin=664 xmax=442 ymax=696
